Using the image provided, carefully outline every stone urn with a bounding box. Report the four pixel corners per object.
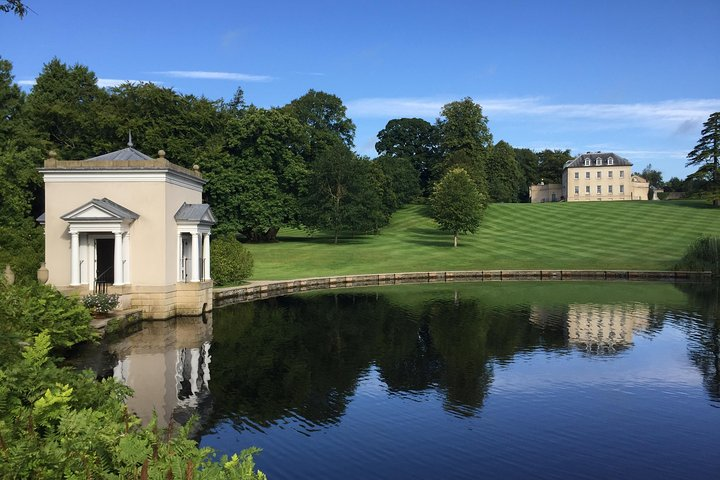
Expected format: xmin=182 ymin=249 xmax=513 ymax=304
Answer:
xmin=37 ymin=262 xmax=49 ymax=284
xmin=4 ymin=264 xmax=15 ymax=285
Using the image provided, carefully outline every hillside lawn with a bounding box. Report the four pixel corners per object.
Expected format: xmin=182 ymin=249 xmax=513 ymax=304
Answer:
xmin=244 ymin=200 xmax=720 ymax=281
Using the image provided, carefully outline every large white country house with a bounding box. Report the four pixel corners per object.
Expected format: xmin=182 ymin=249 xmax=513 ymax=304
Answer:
xmin=530 ymin=152 xmax=649 ymax=203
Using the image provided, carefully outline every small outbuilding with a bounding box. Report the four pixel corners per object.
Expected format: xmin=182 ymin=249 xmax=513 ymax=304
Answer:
xmin=39 ymin=143 xmax=216 ymax=318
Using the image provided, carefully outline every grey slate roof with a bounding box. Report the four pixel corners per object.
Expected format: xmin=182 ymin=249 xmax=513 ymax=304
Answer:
xmin=61 ymin=198 xmax=139 ymax=221
xmin=84 ymin=147 xmax=155 ymax=162
xmin=564 ymin=152 xmax=632 ymax=169
xmin=174 ymin=203 xmax=216 ymax=225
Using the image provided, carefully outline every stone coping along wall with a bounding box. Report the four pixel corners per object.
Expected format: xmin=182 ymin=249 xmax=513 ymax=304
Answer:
xmin=213 ymin=270 xmax=712 ymax=307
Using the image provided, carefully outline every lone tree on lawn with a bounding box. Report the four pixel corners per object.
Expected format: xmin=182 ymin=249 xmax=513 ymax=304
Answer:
xmin=687 ymin=112 xmax=720 ymax=206
xmin=430 ymin=167 xmax=487 ymax=247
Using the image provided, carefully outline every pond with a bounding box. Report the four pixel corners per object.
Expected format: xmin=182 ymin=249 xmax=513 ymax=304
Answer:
xmin=85 ymin=281 xmax=720 ymax=479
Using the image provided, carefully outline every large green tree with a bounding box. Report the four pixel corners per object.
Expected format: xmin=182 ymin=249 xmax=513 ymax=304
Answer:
xmin=536 ymin=149 xmax=572 ymax=184
xmin=486 ymin=140 xmax=522 ymax=203
xmin=373 ymin=155 xmax=421 ymax=207
xmin=513 ymin=148 xmax=539 ymax=201
xmin=301 ymin=141 xmax=385 ymax=243
xmin=436 ymin=98 xmax=493 ymax=190
xmin=24 ymin=58 xmax=107 ymax=159
xmin=0 ymin=56 xmax=25 ymax=145
xmin=204 ymin=107 xmax=310 ymax=241
xmin=687 ymin=112 xmax=720 ymax=206
xmin=429 ymin=167 xmax=488 ymax=247
xmin=104 ymin=82 xmax=225 ymax=168
xmin=375 ymin=118 xmax=439 ymax=192
xmin=285 ymin=89 xmax=356 ymax=159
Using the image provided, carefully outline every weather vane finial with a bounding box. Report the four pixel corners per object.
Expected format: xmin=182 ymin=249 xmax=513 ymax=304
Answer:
xmin=127 ymin=130 xmax=134 ymax=148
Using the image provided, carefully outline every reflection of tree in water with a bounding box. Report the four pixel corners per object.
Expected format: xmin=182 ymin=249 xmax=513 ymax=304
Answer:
xmin=204 ymin=290 xmax=568 ymax=432
xmin=207 ymin=295 xmax=385 ymax=431
xmin=674 ymin=282 xmax=720 ymax=403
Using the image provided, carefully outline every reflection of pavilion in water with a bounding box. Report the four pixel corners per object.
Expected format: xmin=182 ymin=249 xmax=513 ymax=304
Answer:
xmin=110 ymin=316 xmax=213 ymax=426
xmin=530 ymin=304 xmax=649 ymax=354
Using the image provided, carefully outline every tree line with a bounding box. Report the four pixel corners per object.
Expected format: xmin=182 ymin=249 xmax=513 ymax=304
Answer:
xmin=3 ymin=56 xmax=717 ymax=262
xmin=0 ymin=56 xmax=570 ymax=251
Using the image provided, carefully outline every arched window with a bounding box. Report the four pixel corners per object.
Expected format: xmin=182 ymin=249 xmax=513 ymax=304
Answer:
xmin=596 ymin=157 xmax=602 ymax=166
xmin=607 ymin=156 xmax=614 ymax=165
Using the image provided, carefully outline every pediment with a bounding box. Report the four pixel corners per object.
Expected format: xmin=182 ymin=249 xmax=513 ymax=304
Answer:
xmin=72 ymin=205 xmax=118 ymax=219
xmin=174 ymin=203 xmax=216 ymax=225
xmin=62 ymin=198 xmax=139 ymax=222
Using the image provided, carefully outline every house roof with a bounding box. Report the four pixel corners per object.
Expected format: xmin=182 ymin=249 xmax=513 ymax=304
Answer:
xmin=564 ymin=152 xmax=632 ymax=169
xmin=174 ymin=203 xmax=216 ymax=225
xmin=61 ymin=198 xmax=139 ymax=221
xmin=84 ymin=147 xmax=155 ymax=162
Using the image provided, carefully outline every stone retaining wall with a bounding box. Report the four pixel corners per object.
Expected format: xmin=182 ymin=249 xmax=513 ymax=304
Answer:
xmin=213 ymin=270 xmax=712 ymax=307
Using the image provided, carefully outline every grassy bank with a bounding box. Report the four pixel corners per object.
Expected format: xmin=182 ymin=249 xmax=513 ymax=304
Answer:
xmin=244 ymin=200 xmax=720 ymax=280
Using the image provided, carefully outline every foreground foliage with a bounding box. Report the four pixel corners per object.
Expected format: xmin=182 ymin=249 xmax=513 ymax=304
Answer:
xmin=0 ymin=281 xmax=96 ymax=363
xmin=0 ymin=282 xmax=267 ymax=478
xmin=0 ymin=332 xmax=267 ymax=479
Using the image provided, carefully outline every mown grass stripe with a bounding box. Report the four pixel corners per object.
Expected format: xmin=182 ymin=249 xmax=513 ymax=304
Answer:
xmin=244 ymin=201 xmax=720 ymax=280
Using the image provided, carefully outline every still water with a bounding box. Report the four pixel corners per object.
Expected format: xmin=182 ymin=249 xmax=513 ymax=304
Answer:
xmin=91 ymin=281 xmax=720 ymax=479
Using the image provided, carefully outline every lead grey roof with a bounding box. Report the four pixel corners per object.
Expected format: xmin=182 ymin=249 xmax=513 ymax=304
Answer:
xmin=564 ymin=152 xmax=632 ymax=169
xmin=61 ymin=198 xmax=139 ymax=221
xmin=174 ymin=203 xmax=216 ymax=225
xmin=84 ymin=147 xmax=155 ymax=162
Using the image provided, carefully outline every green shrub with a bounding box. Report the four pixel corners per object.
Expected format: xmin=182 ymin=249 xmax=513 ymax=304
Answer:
xmin=211 ymin=237 xmax=254 ymax=286
xmin=82 ymin=292 xmax=120 ymax=314
xmin=676 ymin=235 xmax=720 ymax=275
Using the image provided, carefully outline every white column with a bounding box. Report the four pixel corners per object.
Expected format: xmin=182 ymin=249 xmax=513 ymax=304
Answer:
xmin=70 ymin=230 xmax=80 ymax=285
xmin=202 ymin=232 xmax=211 ymax=281
xmin=114 ymin=231 xmax=123 ymax=285
xmin=191 ymin=232 xmax=200 ymax=282
xmin=123 ymin=232 xmax=131 ymax=284
xmin=177 ymin=233 xmax=183 ymax=282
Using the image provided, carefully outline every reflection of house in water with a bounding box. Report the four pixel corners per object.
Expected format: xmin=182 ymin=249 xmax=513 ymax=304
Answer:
xmin=110 ymin=316 xmax=213 ymax=426
xmin=530 ymin=304 xmax=649 ymax=354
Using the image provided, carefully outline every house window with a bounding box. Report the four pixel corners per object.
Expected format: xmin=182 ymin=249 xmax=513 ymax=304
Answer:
xmin=596 ymin=157 xmax=602 ymax=165
xmin=608 ymin=185 xmax=613 ymax=194
xmin=585 ymin=171 xmax=590 ymax=179
xmin=584 ymin=158 xmax=591 ymax=166
xmin=574 ymin=186 xmax=579 ymax=195
xmin=620 ymin=171 xmax=625 ymax=178
xmin=597 ymin=185 xmax=602 ymax=194
xmin=574 ymin=172 xmax=579 ymax=179
xmin=608 ymin=157 xmax=614 ymax=165
xmin=620 ymin=185 xmax=625 ymax=193
xmin=597 ymin=171 xmax=601 ymax=179
xmin=608 ymin=171 xmax=613 ymax=178
xmin=585 ymin=186 xmax=590 ymax=194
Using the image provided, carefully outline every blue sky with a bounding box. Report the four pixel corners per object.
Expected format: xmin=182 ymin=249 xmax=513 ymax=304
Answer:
xmin=2 ymin=0 xmax=719 ymax=179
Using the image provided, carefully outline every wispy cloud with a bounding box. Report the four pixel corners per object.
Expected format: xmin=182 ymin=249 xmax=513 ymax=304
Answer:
xmin=17 ymin=78 xmax=161 ymax=88
xmin=156 ymin=70 xmax=273 ymax=82
xmin=97 ymin=78 xmax=162 ymax=88
xmin=346 ymin=96 xmax=720 ymax=133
